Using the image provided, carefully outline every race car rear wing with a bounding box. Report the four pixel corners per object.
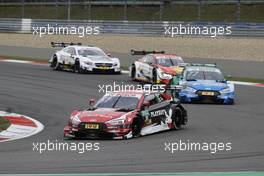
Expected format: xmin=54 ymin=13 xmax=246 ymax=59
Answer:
xmin=131 ymin=50 xmax=165 ymax=55
xmin=165 ymin=85 xmax=183 ymax=91
xmin=51 ymin=42 xmax=82 ymax=48
xmin=154 ymin=84 xmax=183 ymax=99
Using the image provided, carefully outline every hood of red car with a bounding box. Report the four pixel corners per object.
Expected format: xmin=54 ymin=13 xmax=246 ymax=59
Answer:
xmin=78 ymin=108 xmax=128 ymax=123
xmin=156 ymin=65 xmax=178 ymax=75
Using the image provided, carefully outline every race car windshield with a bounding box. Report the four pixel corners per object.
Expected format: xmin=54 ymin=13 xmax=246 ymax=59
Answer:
xmin=157 ymin=58 xmax=183 ymax=67
xmin=78 ymin=49 xmax=106 ymax=57
xmin=186 ymin=70 xmax=224 ymax=81
xmin=95 ymin=95 xmax=139 ymax=110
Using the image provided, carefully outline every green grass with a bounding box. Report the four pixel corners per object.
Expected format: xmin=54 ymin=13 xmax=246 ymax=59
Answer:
xmin=240 ymin=4 xmax=264 ymax=22
xmin=0 ymin=4 xmax=263 ymax=22
xmin=201 ymin=5 xmax=237 ymax=22
xmin=163 ymin=5 xmax=198 ymax=21
xmin=0 ymin=116 xmax=11 ymax=132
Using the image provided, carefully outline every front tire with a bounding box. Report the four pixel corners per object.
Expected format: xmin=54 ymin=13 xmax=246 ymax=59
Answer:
xmin=74 ymin=59 xmax=84 ymax=74
xmin=131 ymin=65 xmax=136 ymax=80
xmin=114 ymin=71 xmax=121 ymax=75
xmin=131 ymin=119 xmax=142 ymax=138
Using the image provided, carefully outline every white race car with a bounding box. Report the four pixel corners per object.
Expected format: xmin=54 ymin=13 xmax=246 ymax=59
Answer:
xmin=49 ymin=42 xmax=121 ymax=74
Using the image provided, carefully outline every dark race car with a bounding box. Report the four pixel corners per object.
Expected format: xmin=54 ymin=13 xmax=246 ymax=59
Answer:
xmin=64 ymin=90 xmax=188 ymax=139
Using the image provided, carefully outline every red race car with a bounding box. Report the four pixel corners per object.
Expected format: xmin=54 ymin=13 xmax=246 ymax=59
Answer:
xmin=129 ymin=50 xmax=184 ymax=84
xmin=64 ymin=90 xmax=188 ymax=139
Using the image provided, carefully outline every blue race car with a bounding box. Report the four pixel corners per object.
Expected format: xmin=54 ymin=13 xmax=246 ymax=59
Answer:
xmin=178 ymin=64 xmax=235 ymax=104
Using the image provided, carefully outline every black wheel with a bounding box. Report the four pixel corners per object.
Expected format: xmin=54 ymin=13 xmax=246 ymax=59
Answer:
xmin=131 ymin=65 xmax=136 ymax=80
xmin=132 ymin=119 xmax=142 ymax=138
xmin=172 ymin=107 xmax=183 ymax=130
xmin=63 ymin=134 xmax=72 ymax=140
xmin=228 ymin=99 xmax=234 ymax=105
xmin=51 ymin=55 xmax=61 ymax=71
xmin=152 ymin=68 xmax=158 ymax=83
xmin=114 ymin=71 xmax=121 ymax=75
xmin=74 ymin=59 xmax=84 ymax=74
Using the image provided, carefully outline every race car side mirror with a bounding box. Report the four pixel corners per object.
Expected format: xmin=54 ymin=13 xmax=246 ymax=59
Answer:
xmin=106 ymin=53 xmax=112 ymax=57
xmin=143 ymin=101 xmax=150 ymax=107
xmin=89 ymin=99 xmax=95 ymax=106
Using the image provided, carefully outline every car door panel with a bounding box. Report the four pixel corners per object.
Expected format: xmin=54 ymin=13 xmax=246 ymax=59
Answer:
xmin=147 ymin=101 xmax=171 ymax=125
xmin=140 ymin=100 xmax=171 ymax=136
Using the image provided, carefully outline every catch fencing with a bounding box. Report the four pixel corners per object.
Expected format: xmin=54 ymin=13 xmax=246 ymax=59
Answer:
xmin=0 ymin=18 xmax=263 ymax=37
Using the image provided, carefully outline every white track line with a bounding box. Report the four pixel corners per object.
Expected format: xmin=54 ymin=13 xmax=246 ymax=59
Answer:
xmin=1 ymin=59 xmax=32 ymax=64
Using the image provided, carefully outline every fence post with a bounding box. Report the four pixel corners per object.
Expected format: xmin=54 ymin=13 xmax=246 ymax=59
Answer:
xmin=160 ymin=1 xmax=164 ymax=21
xmin=21 ymin=0 xmax=25 ymax=18
xmin=55 ymin=0 xmax=58 ymax=19
xmin=89 ymin=0 xmax=92 ymax=20
xmin=67 ymin=0 xmax=71 ymax=20
xmin=198 ymin=0 xmax=201 ymax=21
xmin=237 ymin=0 xmax=241 ymax=22
xmin=124 ymin=0 xmax=127 ymax=20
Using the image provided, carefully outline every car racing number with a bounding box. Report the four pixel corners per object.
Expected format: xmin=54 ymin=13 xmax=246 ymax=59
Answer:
xmin=201 ymin=91 xmax=215 ymax=96
xmin=85 ymin=123 xmax=99 ymax=129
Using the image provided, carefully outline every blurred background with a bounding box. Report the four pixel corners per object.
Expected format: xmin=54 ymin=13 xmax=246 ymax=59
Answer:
xmin=0 ymin=0 xmax=263 ymax=22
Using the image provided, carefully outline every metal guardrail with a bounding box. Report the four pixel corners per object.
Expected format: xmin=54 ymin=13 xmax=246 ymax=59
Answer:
xmin=0 ymin=0 xmax=162 ymax=6
xmin=0 ymin=18 xmax=263 ymax=37
xmin=0 ymin=0 xmax=263 ymax=5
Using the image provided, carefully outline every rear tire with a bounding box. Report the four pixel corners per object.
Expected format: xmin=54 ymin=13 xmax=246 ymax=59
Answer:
xmin=152 ymin=68 xmax=158 ymax=84
xmin=172 ymin=107 xmax=183 ymax=130
xmin=51 ymin=56 xmax=61 ymax=71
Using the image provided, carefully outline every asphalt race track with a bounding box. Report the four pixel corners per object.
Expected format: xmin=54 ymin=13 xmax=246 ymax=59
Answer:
xmin=1 ymin=45 xmax=264 ymax=79
xmin=0 ymin=62 xmax=264 ymax=174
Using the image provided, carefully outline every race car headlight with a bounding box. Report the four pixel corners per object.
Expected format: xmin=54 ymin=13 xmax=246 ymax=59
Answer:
xmin=85 ymin=61 xmax=93 ymax=66
xmin=71 ymin=114 xmax=81 ymax=127
xmin=184 ymin=86 xmax=196 ymax=93
xmin=106 ymin=116 xmax=126 ymax=126
xmin=220 ymin=87 xmax=231 ymax=94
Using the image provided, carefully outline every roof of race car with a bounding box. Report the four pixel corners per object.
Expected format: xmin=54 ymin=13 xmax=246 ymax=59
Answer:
xmin=150 ymin=54 xmax=182 ymax=60
xmin=185 ymin=65 xmax=221 ymax=73
xmin=66 ymin=45 xmax=102 ymax=51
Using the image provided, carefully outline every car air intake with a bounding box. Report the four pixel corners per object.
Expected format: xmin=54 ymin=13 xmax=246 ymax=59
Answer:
xmin=95 ymin=63 xmax=113 ymax=67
